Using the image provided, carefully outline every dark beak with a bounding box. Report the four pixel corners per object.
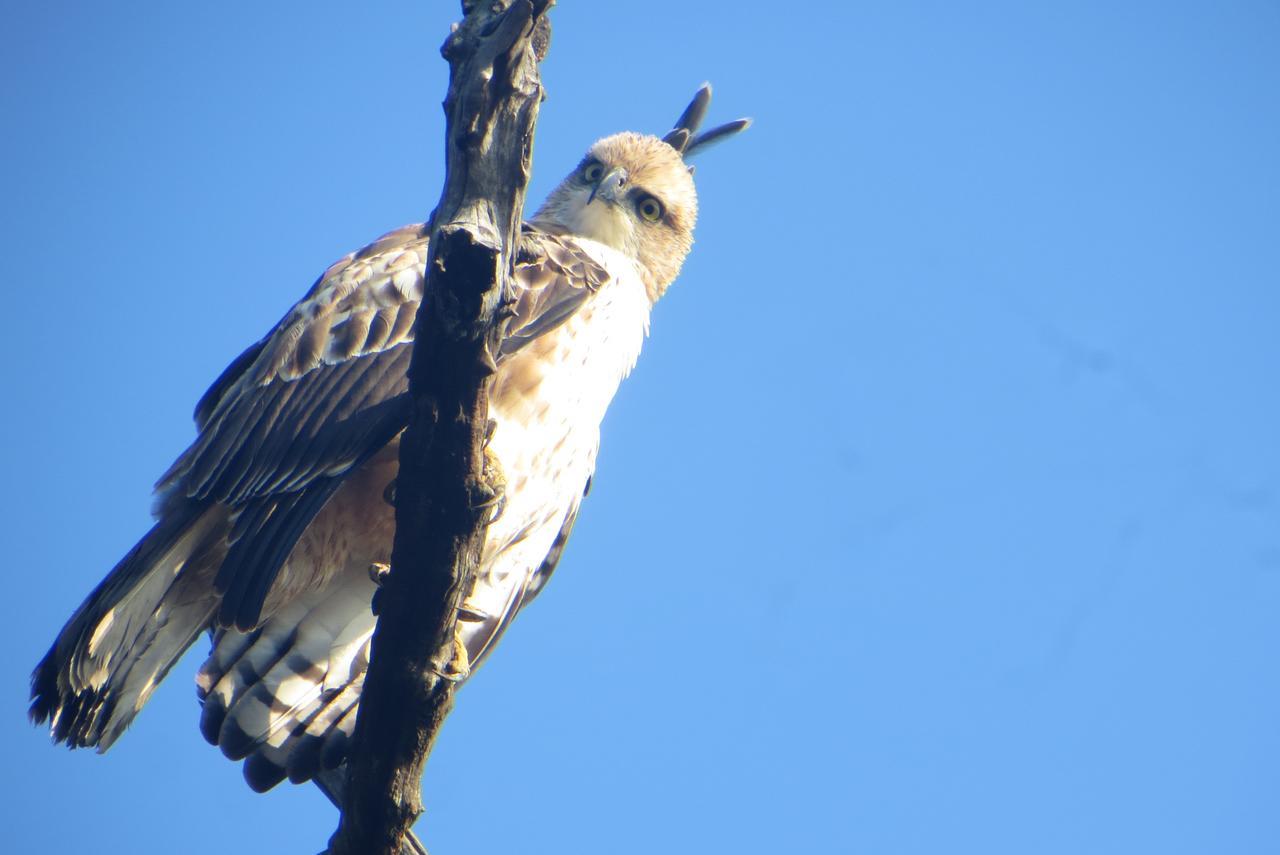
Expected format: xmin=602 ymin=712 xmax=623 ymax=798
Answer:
xmin=588 ymin=167 xmax=628 ymax=206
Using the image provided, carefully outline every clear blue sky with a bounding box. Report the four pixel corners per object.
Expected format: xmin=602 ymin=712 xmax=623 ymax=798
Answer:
xmin=5 ymin=2 xmax=1278 ymax=853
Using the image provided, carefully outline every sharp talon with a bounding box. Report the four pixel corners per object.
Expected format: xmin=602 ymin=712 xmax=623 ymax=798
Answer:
xmin=488 ymin=491 xmax=506 ymax=525
xmin=432 ymin=631 xmax=472 ymax=683
xmin=468 ymin=479 xmax=506 ymax=525
xmin=469 ymin=483 xmax=498 ymax=511
xmin=479 ymin=445 xmax=506 ymax=524
xmin=431 ymin=667 xmax=467 ymax=684
xmin=457 ymin=604 xmax=490 ymax=623
xmin=477 ymin=347 xmax=499 ymax=377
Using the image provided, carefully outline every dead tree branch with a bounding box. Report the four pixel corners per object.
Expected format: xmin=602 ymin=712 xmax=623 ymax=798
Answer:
xmin=326 ymin=2 xmax=551 ymax=853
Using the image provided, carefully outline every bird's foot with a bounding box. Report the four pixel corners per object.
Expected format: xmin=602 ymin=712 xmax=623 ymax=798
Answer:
xmin=368 ymin=563 xmax=391 ymax=615
xmin=368 ymin=562 xmax=391 ymax=586
xmin=471 ymin=446 xmax=507 ymax=525
xmin=457 ymin=601 xmax=491 ymax=623
xmin=433 ymin=627 xmax=472 ymax=683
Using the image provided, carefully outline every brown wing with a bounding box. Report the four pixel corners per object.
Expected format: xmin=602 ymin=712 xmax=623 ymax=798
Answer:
xmin=157 ymin=223 xmax=608 ymax=631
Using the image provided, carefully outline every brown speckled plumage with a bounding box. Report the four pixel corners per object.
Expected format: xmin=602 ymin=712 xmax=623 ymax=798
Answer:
xmin=31 ymin=85 xmax=748 ymax=798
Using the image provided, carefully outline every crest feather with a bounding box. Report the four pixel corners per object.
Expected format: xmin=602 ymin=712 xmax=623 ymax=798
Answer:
xmin=662 ymin=83 xmax=751 ymax=159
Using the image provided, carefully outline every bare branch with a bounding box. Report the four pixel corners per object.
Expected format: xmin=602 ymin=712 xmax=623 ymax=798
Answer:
xmin=326 ymin=3 xmax=552 ymax=853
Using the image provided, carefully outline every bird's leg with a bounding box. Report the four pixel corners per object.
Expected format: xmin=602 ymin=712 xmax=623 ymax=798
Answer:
xmin=369 ymin=568 xmax=475 ymax=683
xmin=429 ymin=597 xmax=492 ymax=683
xmin=432 ymin=623 xmax=472 ymax=683
xmin=470 ymin=427 xmax=507 ymax=525
xmin=424 ymin=425 xmax=504 ymax=683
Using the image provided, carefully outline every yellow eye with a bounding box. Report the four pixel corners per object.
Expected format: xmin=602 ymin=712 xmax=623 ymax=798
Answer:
xmin=636 ymin=196 xmax=664 ymax=223
xmin=583 ymin=162 xmax=604 ymax=182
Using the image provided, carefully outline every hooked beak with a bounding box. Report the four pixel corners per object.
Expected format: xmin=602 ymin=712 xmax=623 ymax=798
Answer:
xmin=588 ymin=167 xmax=628 ymax=206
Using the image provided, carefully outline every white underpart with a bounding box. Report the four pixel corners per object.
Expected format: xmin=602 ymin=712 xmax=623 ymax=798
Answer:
xmin=558 ymin=189 xmax=638 ymax=258
xmin=201 ymin=237 xmax=654 ymax=773
xmin=468 ymin=237 xmax=650 ymax=629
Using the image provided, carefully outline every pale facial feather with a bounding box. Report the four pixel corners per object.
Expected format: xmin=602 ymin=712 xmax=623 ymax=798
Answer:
xmin=532 ymin=132 xmax=697 ymax=301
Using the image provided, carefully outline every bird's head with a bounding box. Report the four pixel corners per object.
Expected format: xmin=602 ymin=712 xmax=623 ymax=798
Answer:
xmin=532 ymin=84 xmax=749 ymax=301
xmin=535 ymin=133 xmax=696 ymax=295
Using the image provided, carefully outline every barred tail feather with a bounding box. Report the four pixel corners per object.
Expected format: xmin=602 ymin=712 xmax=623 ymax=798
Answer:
xmin=196 ymin=572 xmax=378 ymax=790
xmin=29 ymin=504 xmax=224 ymax=750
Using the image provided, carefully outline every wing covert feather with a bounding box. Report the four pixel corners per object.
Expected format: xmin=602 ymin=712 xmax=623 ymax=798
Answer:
xmin=156 ymin=223 xmax=609 ymax=629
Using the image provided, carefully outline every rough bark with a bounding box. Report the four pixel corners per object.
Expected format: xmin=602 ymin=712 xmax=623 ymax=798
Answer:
xmin=326 ymin=3 xmax=551 ymax=853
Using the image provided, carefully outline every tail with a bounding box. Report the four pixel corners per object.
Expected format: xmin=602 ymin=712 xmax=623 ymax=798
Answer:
xmin=30 ymin=502 xmax=223 ymax=750
xmin=192 ymin=543 xmax=534 ymax=794
xmin=197 ymin=577 xmax=429 ymax=855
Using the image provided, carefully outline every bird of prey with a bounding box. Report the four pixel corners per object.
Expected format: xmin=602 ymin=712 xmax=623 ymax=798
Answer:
xmin=31 ymin=85 xmax=748 ymax=804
